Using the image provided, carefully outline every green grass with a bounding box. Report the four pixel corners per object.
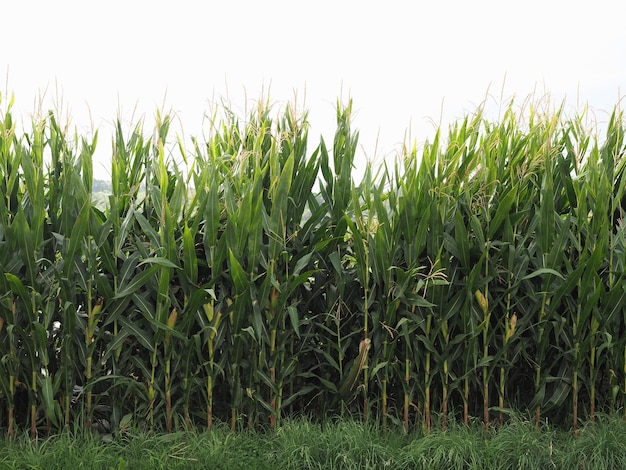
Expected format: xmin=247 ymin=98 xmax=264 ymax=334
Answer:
xmin=1 ymin=415 xmax=625 ymax=469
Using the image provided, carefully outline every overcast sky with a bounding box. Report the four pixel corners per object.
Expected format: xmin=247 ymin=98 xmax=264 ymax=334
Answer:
xmin=2 ymin=1 xmax=626 ymax=180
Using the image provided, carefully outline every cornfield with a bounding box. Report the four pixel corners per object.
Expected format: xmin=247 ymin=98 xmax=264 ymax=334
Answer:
xmin=1 ymin=93 xmax=625 ymax=438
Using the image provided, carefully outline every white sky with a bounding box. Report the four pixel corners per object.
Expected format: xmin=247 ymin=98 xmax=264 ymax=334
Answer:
xmin=2 ymin=0 xmax=626 ymax=181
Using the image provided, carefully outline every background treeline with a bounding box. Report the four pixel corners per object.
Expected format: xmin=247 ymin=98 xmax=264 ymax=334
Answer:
xmin=0 ymin=94 xmax=625 ymax=438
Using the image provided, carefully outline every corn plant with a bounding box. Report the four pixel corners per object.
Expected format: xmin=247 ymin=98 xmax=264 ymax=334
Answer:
xmin=1 ymin=91 xmax=626 ymax=438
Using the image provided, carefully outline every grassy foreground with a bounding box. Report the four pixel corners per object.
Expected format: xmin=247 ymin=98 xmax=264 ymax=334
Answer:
xmin=1 ymin=415 xmax=625 ymax=469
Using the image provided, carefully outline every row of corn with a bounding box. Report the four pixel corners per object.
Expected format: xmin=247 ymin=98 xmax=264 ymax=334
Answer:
xmin=0 ymin=94 xmax=625 ymax=437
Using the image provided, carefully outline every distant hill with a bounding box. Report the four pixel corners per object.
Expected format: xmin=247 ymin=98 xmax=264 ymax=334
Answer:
xmin=92 ymin=179 xmax=112 ymax=208
xmin=93 ymin=179 xmax=112 ymax=193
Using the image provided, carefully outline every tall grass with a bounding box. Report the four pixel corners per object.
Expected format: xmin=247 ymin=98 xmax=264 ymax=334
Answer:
xmin=2 ymin=415 xmax=626 ymax=469
xmin=0 ymin=91 xmax=625 ymax=437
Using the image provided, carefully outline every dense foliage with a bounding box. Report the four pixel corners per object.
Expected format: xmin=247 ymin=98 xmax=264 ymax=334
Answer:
xmin=3 ymin=416 xmax=626 ymax=469
xmin=0 ymin=94 xmax=625 ymax=437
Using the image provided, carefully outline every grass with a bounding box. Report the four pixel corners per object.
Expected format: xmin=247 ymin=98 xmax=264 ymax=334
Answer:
xmin=1 ymin=415 xmax=625 ymax=469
